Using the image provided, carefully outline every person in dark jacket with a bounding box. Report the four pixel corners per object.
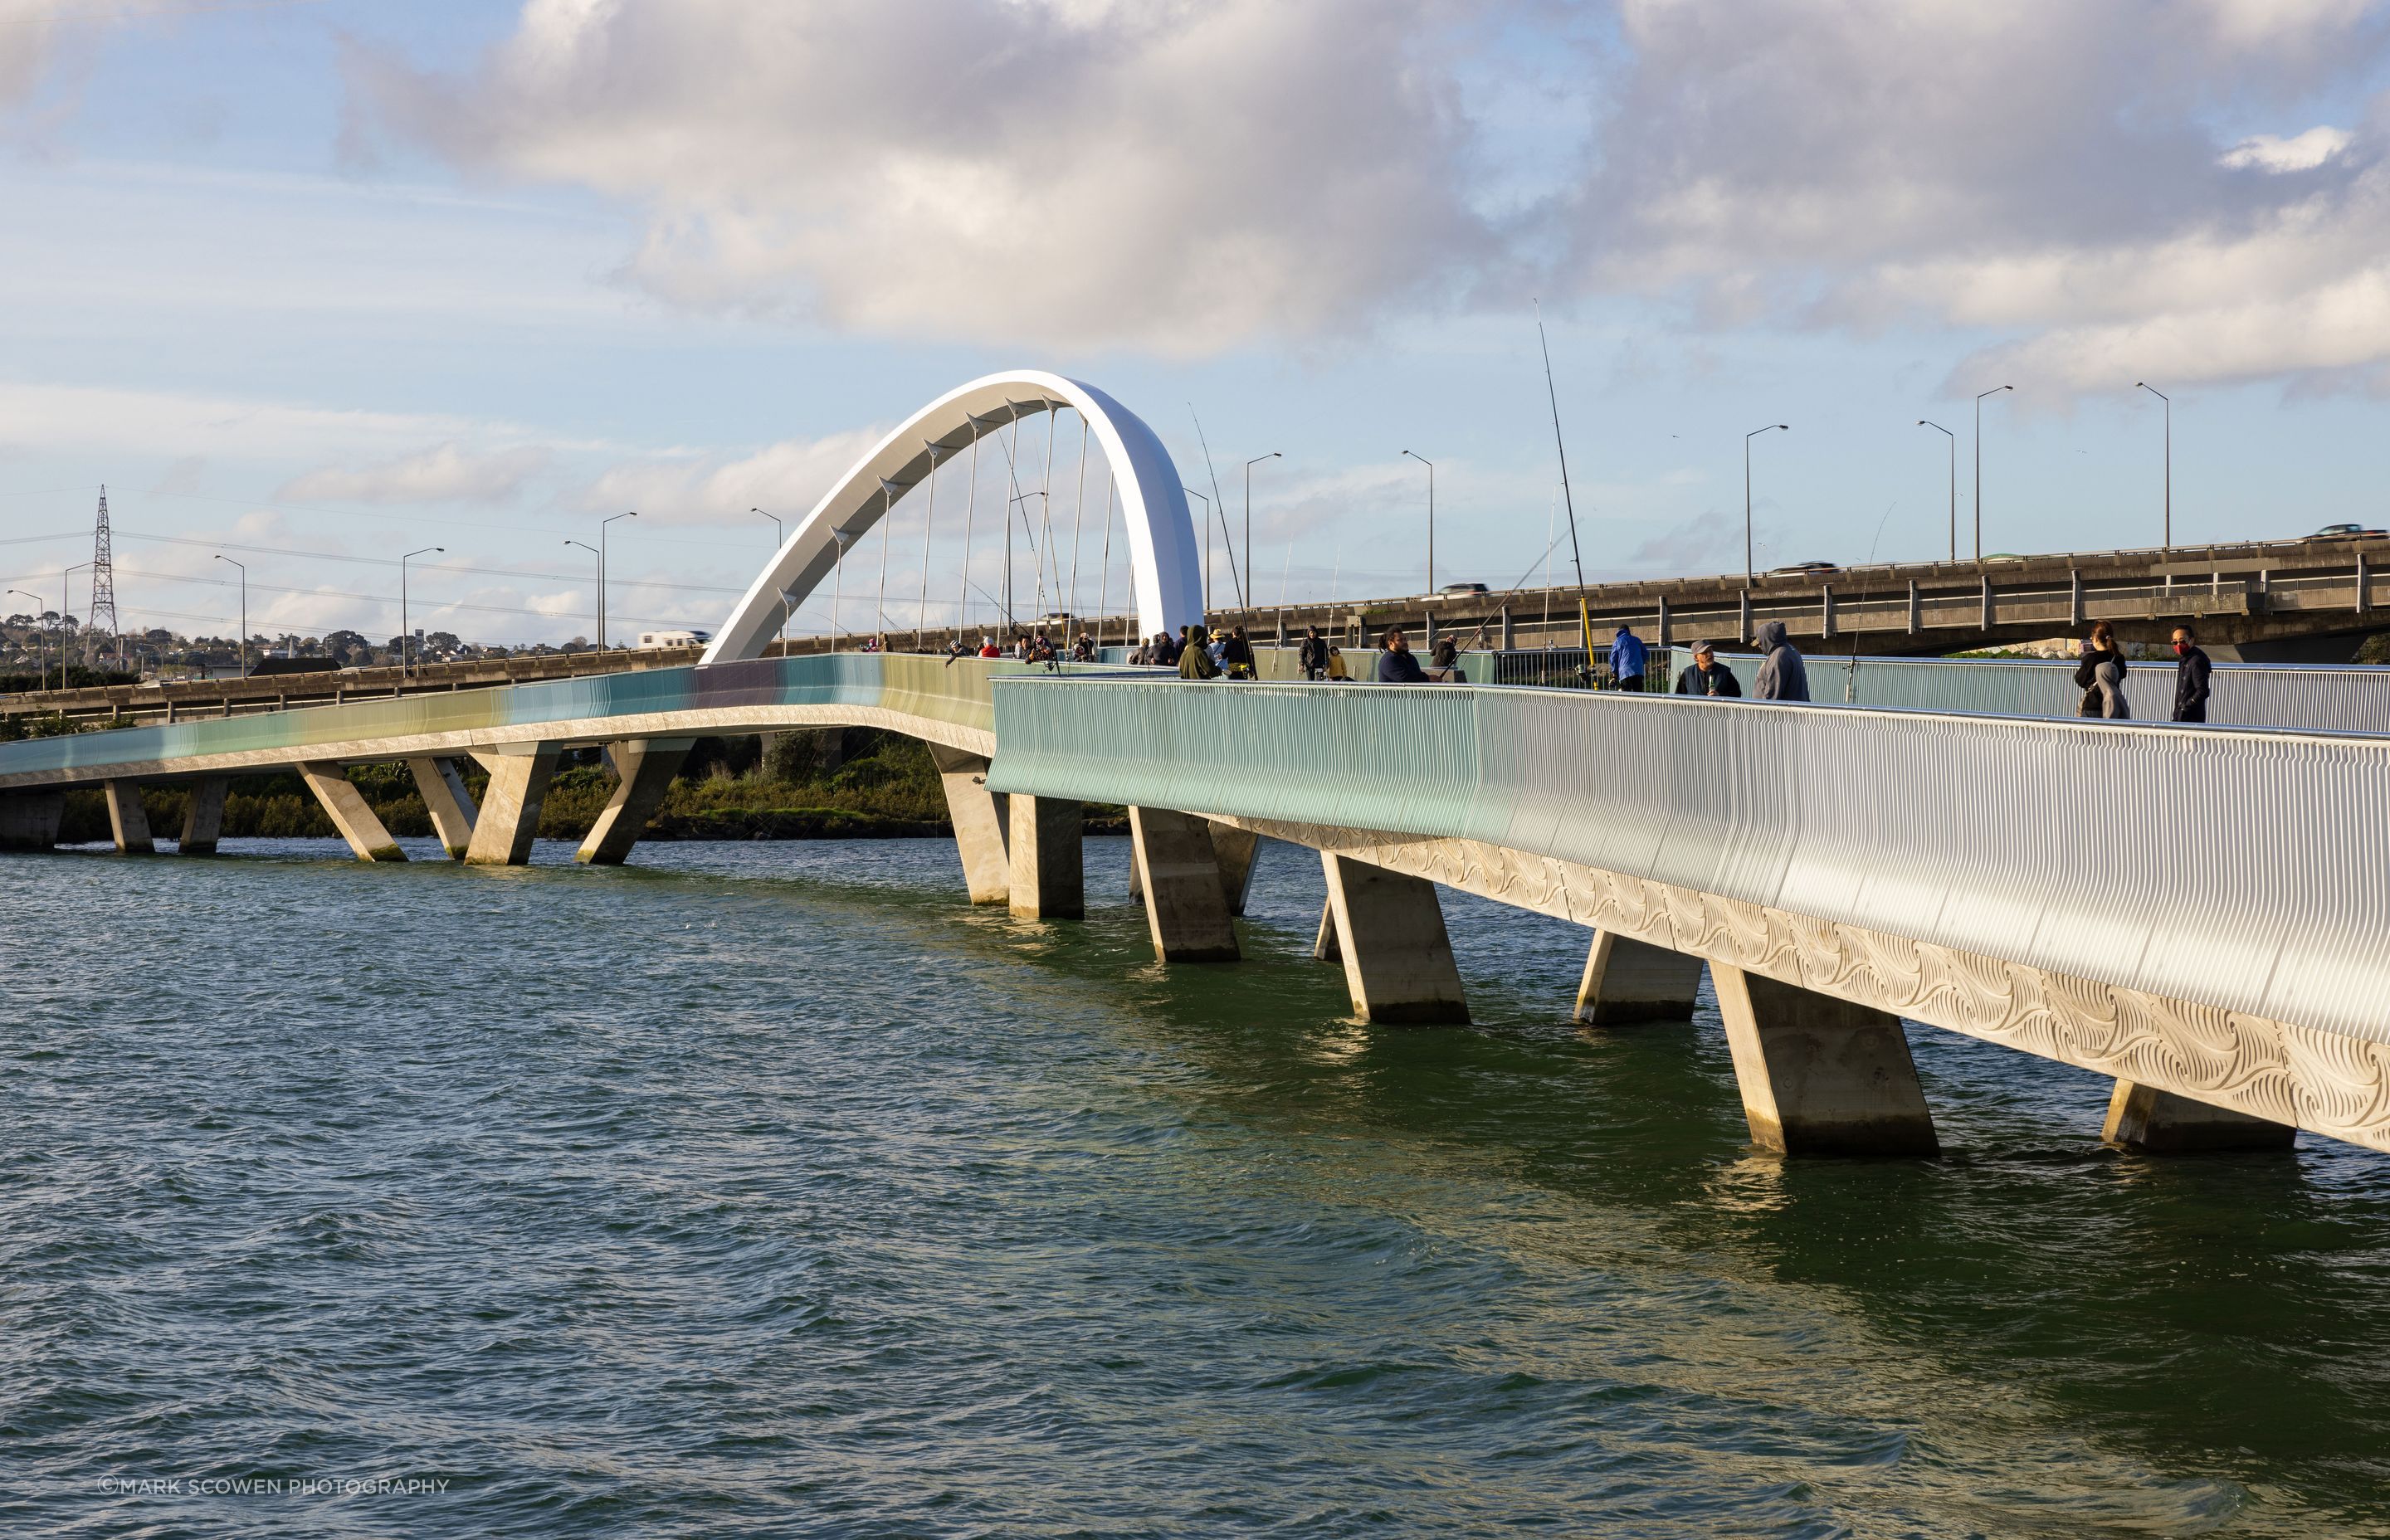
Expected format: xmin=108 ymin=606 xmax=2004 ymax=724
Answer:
xmin=2075 ymin=620 xmax=2129 ymax=719
xmin=1179 ymin=627 xmax=1221 ymax=679
xmin=1377 ymin=627 xmax=1430 ymax=684
xmin=2171 ymin=626 xmax=2212 ymax=723
xmin=1673 ymin=641 xmax=1742 ymax=697
xmin=1299 ymin=626 xmax=1330 ymax=680
xmin=1611 ymin=625 xmax=1648 ymax=691
xmin=1750 ymin=621 xmax=1809 ymax=701
xmin=1221 ymin=625 xmax=1256 ymax=679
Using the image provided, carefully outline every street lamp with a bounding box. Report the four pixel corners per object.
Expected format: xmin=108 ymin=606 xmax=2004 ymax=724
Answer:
xmin=399 ymin=547 xmax=441 ymax=676
xmin=564 ymin=539 xmax=600 ymax=649
xmin=830 ymin=527 xmax=858 ymax=654
xmin=596 ymin=511 xmax=636 ymax=648
xmin=8 ymin=590 xmax=45 ymax=691
xmin=61 ymin=562 xmax=92 ymax=683
xmin=1974 ymin=384 xmax=2012 ymax=561
xmin=1184 ymin=486 xmax=1212 ymax=616
xmin=1402 ymin=449 xmax=1434 ymax=597
xmin=212 ymin=555 xmax=247 ymax=677
xmin=1916 ymin=422 xmax=1955 ymax=562
xmin=2137 ymin=382 xmax=2170 ymax=549
xmin=1744 ymin=425 xmax=1788 ymax=585
xmin=1244 ymin=451 xmax=1280 ymax=615
xmin=754 ymin=508 xmax=787 ymax=655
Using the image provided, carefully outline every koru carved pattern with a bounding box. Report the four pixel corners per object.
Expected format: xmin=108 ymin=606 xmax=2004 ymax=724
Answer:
xmin=1217 ymin=815 xmax=2390 ymax=1152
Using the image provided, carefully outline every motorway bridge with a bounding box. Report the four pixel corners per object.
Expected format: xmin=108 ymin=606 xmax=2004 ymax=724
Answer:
xmin=5 ymin=371 xmax=2387 ymax=1166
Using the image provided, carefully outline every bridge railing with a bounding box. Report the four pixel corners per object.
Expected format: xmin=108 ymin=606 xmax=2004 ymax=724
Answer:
xmin=986 ymin=673 xmax=2390 ymax=1050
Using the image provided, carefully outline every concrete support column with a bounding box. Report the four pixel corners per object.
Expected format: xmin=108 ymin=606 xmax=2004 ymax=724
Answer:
xmin=1208 ymin=822 xmax=1262 ymax=917
xmin=1007 ymin=794 xmax=1085 ymax=919
xmin=1574 ymin=930 xmax=1705 ymax=1026
xmin=0 ymin=791 xmax=66 ymax=850
xmin=1712 ymin=964 xmax=1938 ymax=1156
xmin=928 ymin=742 xmax=1009 ymax=904
xmin=408 ymin=757 xmax=478 ymax=860
xmin=1313 ymin=896 xmax=1340 ymax=962
xmin=577 ymin=738 xmax=692 ymax=865
xmin=103 ymin=780 xmax=154 ymax=854
xmin=178 ymin=776 xmax=228 ymax=855
xmin=1128 ymin=806 xmax=1239 ymax=962
xmin=299 ymin=763 xmax=406 ymax=862
xmin=1319 ymin=851 xmax=1469 ymax=1025
xmin=463 ymin=744 xmax=561 ymax=865
xmin=2103 ymin=1081 xmax=2297 ymax=1153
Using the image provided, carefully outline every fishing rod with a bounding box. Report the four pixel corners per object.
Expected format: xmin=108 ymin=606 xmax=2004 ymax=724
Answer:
xmin=1534 ymin=300 xmax=1598 ymax=670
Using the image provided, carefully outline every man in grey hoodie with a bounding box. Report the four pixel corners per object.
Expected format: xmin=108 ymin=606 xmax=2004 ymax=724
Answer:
xmin=1751 ymin=621 xmax=1810 ymax=702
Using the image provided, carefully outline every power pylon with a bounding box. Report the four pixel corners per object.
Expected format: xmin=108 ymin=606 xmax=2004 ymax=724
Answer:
xmin=90 ymin=485 xmax=117 ymax=669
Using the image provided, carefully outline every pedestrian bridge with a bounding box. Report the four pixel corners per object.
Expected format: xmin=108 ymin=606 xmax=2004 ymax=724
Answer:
xmin=5 ymin=368 xmax=2386 ymax=1162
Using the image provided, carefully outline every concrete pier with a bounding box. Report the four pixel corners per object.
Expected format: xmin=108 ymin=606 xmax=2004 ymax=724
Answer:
xmin=103 ymin=781 xmax=154 ymax=854
xmin=577 ymin=738 xmax=691 ymax=865
xmin=1319 ymin=852 xmax=1469 ymax=1025
xmin=299 ymin=763 xmax=406 ymax=861
xmin=408 ymin=757 xmax=478 ymax=860
xmin=178 ymin=776 xmax=227 ymax=855
xmin=1574 ymin=931 xmax=1705 ymax=1026
xmin=1209 ymin=823 xmax=1262 ymax=917
xmin=1007 ymin=794 xmax=1085 ymax=920
xmin=1128 ymin=806 xmax=1239 ymax=962
xmin=2104 ymin=1080 xmax=2299 ymax=1153
xmin=0 ymin=791 xmax=65 ymax=850
xmin=1313 ymin=896 xmax=1340 ymax=962
xmin=929 ymin=743 xmax=1010 ymax=904
xmin=1712 ymin=964 xmax=1939 ymax=1156
xmin=463 ymin=744 xmax=560 ymax=865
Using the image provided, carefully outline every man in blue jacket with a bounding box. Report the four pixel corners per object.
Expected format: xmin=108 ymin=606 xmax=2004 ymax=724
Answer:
xmin=1611 ymin=625 xmax=1648 ymax=692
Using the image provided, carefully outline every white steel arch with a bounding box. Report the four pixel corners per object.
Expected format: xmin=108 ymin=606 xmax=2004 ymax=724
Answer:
xmin=702 ymin=371 xmax=1202 ymax=664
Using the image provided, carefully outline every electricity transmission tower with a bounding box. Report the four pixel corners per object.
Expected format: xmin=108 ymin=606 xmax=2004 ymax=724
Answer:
xmin=89 ymin=485 xmax=117 ymax=669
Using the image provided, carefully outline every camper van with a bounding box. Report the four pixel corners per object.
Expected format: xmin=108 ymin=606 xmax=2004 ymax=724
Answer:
xmin=634 ymin=629 xmax=711 ymax=651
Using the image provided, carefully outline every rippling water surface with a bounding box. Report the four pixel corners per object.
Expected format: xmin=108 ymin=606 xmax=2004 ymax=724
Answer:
xmin=5 ymin=834 xmax=2389 ymax=1538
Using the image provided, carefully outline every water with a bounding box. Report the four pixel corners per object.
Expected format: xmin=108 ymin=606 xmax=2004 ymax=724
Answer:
xmin=5 ymin=835 xmax=2389 ymax=1538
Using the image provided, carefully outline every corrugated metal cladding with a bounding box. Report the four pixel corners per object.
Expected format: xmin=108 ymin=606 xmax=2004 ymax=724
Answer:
xmin=986 ymin=677 xmax=2390 ymax=1051
xmin=1715 ymin=653 xmax=2390 ymax=733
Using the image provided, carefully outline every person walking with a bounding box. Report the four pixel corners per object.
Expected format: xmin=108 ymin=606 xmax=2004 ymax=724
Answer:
xmin=1325 ymin=642 xmax=1350 ymax=681
xmin=1750 ymin=621 xmax=1809 ymax=702
xmin=2171 ymin=625 xmax=2212 ymax=723
xmin=2075 ymin=620 xmax=2129 ymax=719
xmin=1221 ymin=624 xmax=1256 ymax=680
xmin=1180 ymin=626 xmax=1222 ymax=680
xmin=1673 ymin=640 xmax=1741 ymax=697
xmin=1299 ymin=625 xmax=1330 ymax=681
xmin=1377 ymin=626 xmax=1430 ymax=683
xmin=1611 ymin=624 xmax=1648 ymax=692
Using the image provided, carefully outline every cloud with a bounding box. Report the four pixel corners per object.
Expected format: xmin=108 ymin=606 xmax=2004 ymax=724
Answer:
xmin=581 ymin=426 xmax=889 ymax=524
xmin=2222 ymin=126 xmax=2354 ymax=172
xmin=278 ymin=443 xmax=551 ymax=504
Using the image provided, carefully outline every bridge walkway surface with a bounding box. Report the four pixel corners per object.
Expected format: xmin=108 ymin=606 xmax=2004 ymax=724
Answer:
xmin=5 ymin=655 xmax=2386 ymax=1158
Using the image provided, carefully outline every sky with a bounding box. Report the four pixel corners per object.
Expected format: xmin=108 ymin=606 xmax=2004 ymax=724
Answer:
xmin=5 ymin=0 xmax=2390 ymax=647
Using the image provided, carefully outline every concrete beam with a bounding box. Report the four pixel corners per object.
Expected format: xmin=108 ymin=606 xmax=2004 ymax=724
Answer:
xmin=1712 ymin=963 xmax=1938 ymax=1156
xmin=1313 ymin=896 xmax=1340 ymax=962
xmin=0 ymin=791 xmax=64 ymax=850
xmin=929 ymin=742 xmax=1010 ymax=904
xmin=1007 ymin=793 xmax=1085 ymax=920
xmin=1319 ymin=851 xmax=1469 ymax=1025
xmin=178 ymin=776 xmax=228 ymax=855
xmin=577 ymin=738 xmax=692 ymax=865
xmin=463 ymin=744 xmax=560 ymax=865
xmin=2103 ymin=1081 xmax=2298 ymax=1153
xmin=103 ymin=780 xmax=154 ymax=854
xmin=408 ymin=757 xmax=478 ymax=860
xmin=1208 ymin=822 xmax=1262 ymax=917
xmin=1574 ymin=930 xmax=1705 ymax=1026
xmin=299 ymin=763 xmax=406 ymax=862
xmin=1128 ymin=806 xmax=1239 ymax=962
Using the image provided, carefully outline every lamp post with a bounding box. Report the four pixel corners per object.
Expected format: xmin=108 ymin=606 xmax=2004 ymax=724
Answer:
xmin=2136 ymin=382 xmax=2170 ymax=549
xmin=1916 ymin=422 xmax=1955 ymax=562
xmin=1973 ymin=384 xmax=2012 ymax=561
xmin=564 ymin=539 xmax=599 ymax=650
xmin=1402 ymin=449 xmax=1434 ymax=596
xmin=1185 ymin=486 xmax=1212 ymax=616
xmin=399 ymin=546 xmax=441 ymax=676
xmin=212 ymin=555 xmax=247 ymax=676
xmin=8 ymin=590 xmax=45 ymax=691
xmin=595 ymin=511 xmax=636 ymax=647
xmin=1744 ymin=425 xmax=1788 ymax=585
xmin=754 ymin=507 xmax=785 ymax=655
xmin=1244 ymin=451 xmax=1280 ymax=616
xmin=831 ymin=527 xmax=857 ymax=653
xmin=61 ymin=562 xmax=91 ymax=683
